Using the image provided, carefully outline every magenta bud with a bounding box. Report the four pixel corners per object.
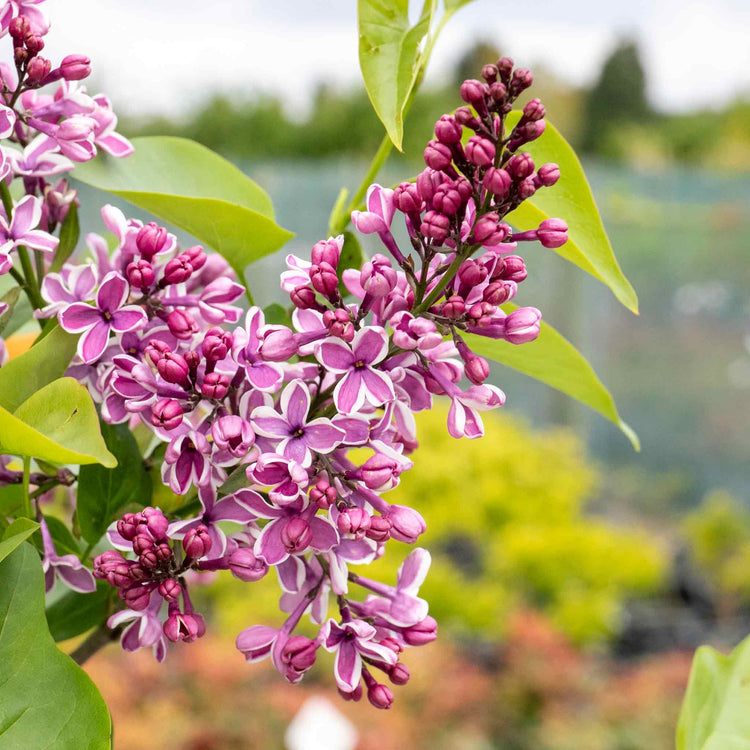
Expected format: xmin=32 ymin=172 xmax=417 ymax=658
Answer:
xmin=60 ymin=54 xmax=91 ymax=81
xmin=403 ymin=615 xmax=438 ymax=646
xmin=360 ymin=454 xmax=400 ymax=491
xmin=338 ymin=685 xmax=363 ymax=702
xmin=182 ymin=245 xmax=207 ymax=271
xmin=183 ymin=525 xmax=212 ymax=559
xmin=423 ymin=140 xmax=453 ymax=171
xmin=163 ymin=612 xmax=201 ymax=643
xmin=157 ymin=351 xmax=190 ymax=385
xmin=460 ymin=78 xmax=488 ymax=105
xmin=510 ymin=120 xmax=546 ymax=151
xmin=431 ymin=184 xmax=463 ymax=216
xmin=483 ymin=167 xmax=512 ymax=199
xmin=434 ymin=114 xmax=462 ymax=144
xmin=505 ymin=306 xmax=542 ymax=344
xmin=517 ymin=177 xmax=537 ymax=200
xmin=537 ymin=162 xmax=560 ymax=187
xmin=458 ymin=259 xmax=486 ymax=288
xmin=9 ymin=17 xmax=30 ymax=40
xmin=510 ymin=67 xmax=533 ymax=96
xmin=309 ymin=480 xmax=337 ymax=509
xmin=416 ymin=169 xmax=447 ymax=204
xmin=200 ymin=372 xmax=229 ymax=400
xmin=367 ymin=682 xmax=394 ymax=710
xmin=139 ymin=550 xmax=158 ymax=568
xmin=116 ymin=515 xmax=140 ymax=541
xmin=497 ymin=56 xmax=514 ymax=81
xmin=497 ymin=255 xmax=527 ymax=283
xmin=522 ymin=97 xmax=545 ymax=122
xmin=281 ymin=635 xmax=317 ymax=672
xmin=126 ymin=259 xmax=154 ymax=291
xmin=481 ymin=63 xmax=499 ymax=83
xmin=228 ymin=547 xmax=268 ymax=582
xmin=309 ymin=262 xmax=338 ymax=298
xmin=440 ymin=295 xmax=466 ymax=319
xmin=184 ymin=350 xmax=200 ymax=373
xmin=159 ymin=579 xmax=181 ymax=602
xmin=472 ymin=212 xmax=506 ymax=245
xmin=136 ymin=222 xmax=169 ymax=259
xmin=290 ymin=284 xmax=319 ymax=310
xmin=108 ymin=563 xmax=133 ymax=589
xmin=155 ymin=542 xmax=172 ymax=562
xmin=310 ymin=238 xmax=341 ymax=268
xmin=142 ymin=507 xmax=169 ymax=540
xmin=483 ymin=280 xmax=516 ymax=306
xmin=366 ymin=515 xmax=392 ymax=542
xmin=166 ymin=309 xmax=198 ymax=340
xmin=420 ymin=211 xmax=451 ymax=244
xmin=144 ymin=339 xmax=171 ymax=365
xmin=323 ymin=309 xmax=354 ymax=342
xmin=465 ymin=355 xmax=490 ymax=385
xmin=389 ymin=662 xmax=410 ymax=685
xmin=212 ymin=415 xmax=254 ymax=456
xmin=455 ymin=106 xmax=480 ymax=128
xmin=360 ymin=254 xmax=397 ymax=298
xmin=132 ymin=533 xmax=154 ymax=556
xmin=393 ymin=182 xmax=423 ymax=214
xmin=489 ymin=81 xmax=507 ymax=101
xmin=27 ymin=35 xmax=45 ymax=56
xmin=123 ymin=584 xmax=154 ymax=611
xmin=280 ymin=517 xmax=312 ymax=553
xmin=507 ymin=152 xmax=535 ymax=181
xmin=163 ymin=255 xmax=194 ymax=285
xmin=201 ymin=327 xmax=232 ymax=361
xmin=258 ymin=327 xmax=298 ymax=360
xmin=337 ymin=507 xmax=371 ymax=539
xmin=386 ymin=505 xmax=426 ymax=543
xmin=465 ymin=136 xmax=496 ymax=167
xmin=25 ymin=56 xmax=51 ymax=85
xmin=537 ymin=218 xmax=568 ymax=248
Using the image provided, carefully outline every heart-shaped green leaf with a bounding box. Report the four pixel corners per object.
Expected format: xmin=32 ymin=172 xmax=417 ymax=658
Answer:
xmin=0 ymin=325 xmax=78 ymax=413
xmin=0 ymin=543 xmax=111 ymax=747
xmin=358 ymin=0 xmax=436 ymax=151
xmin=72 ymin=136 xmax=294 ymax=281
xmin=677 ymin=635 xmax=750 ymax=750
xmin=466 ymin=304 xmax=638 ymax=449
xmin=0 ymin=378 xmax=116 ymax=467
xmin=504 ymin=112 xmax=638 ymax=313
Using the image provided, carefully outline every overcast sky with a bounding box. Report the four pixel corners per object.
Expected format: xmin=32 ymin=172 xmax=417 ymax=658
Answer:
xmin=41 ymin=0 xmax=749 ymax=118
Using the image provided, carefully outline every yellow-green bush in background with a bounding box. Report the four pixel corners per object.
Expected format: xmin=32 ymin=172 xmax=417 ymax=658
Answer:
xmin=212 ymin=406 xmax=667 ymax=645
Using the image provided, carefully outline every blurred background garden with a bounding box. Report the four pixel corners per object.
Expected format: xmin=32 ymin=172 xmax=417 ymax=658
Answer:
xmin=38 ymin=0 xmax=750 ymax=747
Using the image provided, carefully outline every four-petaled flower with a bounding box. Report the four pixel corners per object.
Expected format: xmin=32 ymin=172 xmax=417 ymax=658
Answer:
xmin=0 ymin=195 xmax=59 ymax=265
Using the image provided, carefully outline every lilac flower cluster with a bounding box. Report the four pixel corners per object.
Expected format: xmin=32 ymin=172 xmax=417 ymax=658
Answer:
xmin=0 ymin=0 xmax=131 ymax=306
xmin=0 ymin=33 xmax=567 ymax=709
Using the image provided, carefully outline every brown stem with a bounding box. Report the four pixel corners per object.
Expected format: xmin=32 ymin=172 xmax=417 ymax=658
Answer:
xmin=70 ymin=624 xmax=119 ymax=666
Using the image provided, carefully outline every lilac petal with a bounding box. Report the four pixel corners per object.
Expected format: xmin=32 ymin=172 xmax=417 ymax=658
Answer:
xmin=72 ymin=264 xmax=98 ymax=298
xmin=276 ymin=556 xmax=305 ymax=593
xmin=212 ymin=496 xmax=256 ymax=524
xmin=334 ymin=370 xmax=365 ymax=414
xmin=120 ymin=619 xmax=143 ymax=652
xmin=102 ymin=393 xmax=128 ymax=423
xmin=110 ymin=306 xmax=147 ymax=333
xmin=108 ymin=609 xmax=138 ymax=630
xmin=338 ymin=537 xmax=378 ymax=564
xmin=387 ymin=593 xmax=429 ymax=628
xmin=309 ymin=517 xmax=339 ymax=552
xmin=254 ymin=518 xmax=288 ymax=565
xmin=333 ymin=640 xmax=362 ymax=692
xmin=40 ymin=274 xmax=72 ymax=305
xmin=98 ymin=132 xmax=134 ymax=157
xmin=59 ymin=302 xmax=101 ymax=332
xmin=172 ymin=452 xmax=195 ymax=494
xmin=397 ymin=548 xmax=431 ymax=594
xmin=96 ymin=272 xmax=129 ymax=313
xmin=303 ymin=420 xmax=346 ymax=453
xmin=22 ymin=229 xmax=58 ymax=254
xmin=326 ymin=552 xmax=349 ymax=596
xmin=232 ymin=489 xmax=281 ymax=519
xmin=331 ymin=415 xmax=370 ymax=445
xmin=9 ymin=195 xmax=41 ymax=237
xmin=54 ymin=557 xmax=96 ymax=593
xmin=251 ymin=407 xmax=291 ymax=439
xmin=281 ymin=437 xmax=309 ymax=466
xmin=44 ymin=566 xmax=55 ymax=593
xmin=352 ymin=326 xmax=389 ymax=365
xmin=247 ymin=362 xmax=284 ymax=392
xmin=356 ymin=638 xmax=399 ymax=666
xmin=315 ymin=339 xmax=354 ymax=372
xmin=236 ymin=625 xmax=277 ymax=662
xmin=166 ymin=518 xmax=200 ymax=540
xmin=78 ymin=320 xmax=111 ymax=363
xmin=153 ymin=638 xmax=167 ymax=662
xmin=362 ymin=368 xmax=395 ymax=406
xmin=350 ymin=209 xmax=386 ymax=235
xmin=281 ymin=379 xmax=310 ymax=427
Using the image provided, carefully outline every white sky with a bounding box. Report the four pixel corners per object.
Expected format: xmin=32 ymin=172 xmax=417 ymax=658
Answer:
xmin=40 ymin=0 xmax=750 ymax=118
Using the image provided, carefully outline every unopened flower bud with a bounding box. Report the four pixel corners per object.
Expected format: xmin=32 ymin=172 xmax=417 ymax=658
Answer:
xmin=228 ymin=547 xmax=268 ymax=582
xmin=126 ymin=259 xmax=154 ymax=291
xmin=455 ymin=106 xmax=480 ymax=128
xmin=9 ymin=17 xmax=30 ymax=40
xmin=163 ymin=612 xmax=201 ymax=643
xmin=367 ymin=682 xmax=394 ymax=710
xmin=434 ymin=114 xmax=462 ymax=144
xmin=339 ymin=685 xmax=363 ymax=702
xmin=420 ymin=211 xmax=451 ymax=244
xmin=431 ymin=184 xmax=462 ymax=216
xmin=145 ymin=339 xmax=171 ymax=364
xmin=496 ymin=56 xmax=514 ymax=82
xmin=473 ymin=213 xmax=509 ymax=245
xmin=290 ymin=284 xmax=319 ymax=310
xmin=360 ymin=454 xmax=400 ymax=491
xmin=25 ymin=56 xmax=51 ymax=85
xmin=136 ymin=222 xmax=168 ymax=259
xmin=157 ymin=351 xmax=190 ymax=385
xmin=183 ymin=525 xmax=212 ymax=559
xmin=510 ymin=120 xmax=546 ymax=151
xmin=132 ymin=533 xmax=154 ymax=556
xmin=483 ymin=167 xmax=512 ymax=199
xmin=167 ymin=309 xmax=198 ymax=340
xmin=423 ymin=140 xmax=453 ymax=171
xmin=522 ymin=98 xmax=545 ymax=122
xmin=497 ymin=255 xmax=527 ymax=283
xmin=537 ymin=218 xmax=568 ymax=248
xmin=366 ymin=515 xmax=392 ymax=542
xmin=212 ymin=415 xmax=254 ymax=456
xmin=489 ymin=81 xmax=507 ymax=101
xmin=280 ymin=517 xmax=312 ymax=553
xmin=159 ymin=579 xmax=181 ymax=602
xmin=310 ymin=480 xmax=337 ymax=509
xmin=389 ymin=662 xmax=410 ymax=685
xmin=537 ymin=162 xmax=560 ymax=187
xmin=155 ymin=542 xmax=172 ymax=562
xmin=60 ymin=54 xmax=91 ymax=81
xmin=440 ymin=295 xmax=465 ymax=319
xmin=361 ymin=254 xmax=397 ymax=298
xmin=507 ymin=152 xmax=535 ymax=181
xmin=460 ymin=78 xmax=488 ymax=105
xmin=258 ymin=327 xmax=298 ymax=360
xmin=202 ymin=327 xmax=232 ymax=361
xmin=403 ymin=616 xmax=438 ymax=646
xmin=116 ymin=514 xmax=140 ymax=541
xmin=517 ymin=177 xmax=537 ymax=200
xmin=142 ymin=507 xmax=169 ymax=540
xmin=504 ymin=306 xmax=542 ymax=344
xmin=25 ymin=34 xmax=45 ymax=55
xmin=123 ymin=584 xmax=153 ymax=611
xmin=481 ymin=63 xmax=498 ymax=83
xmin=201 ymin=372 xmax=229 ymax=399
xmin=182 ymin=245 xmax=207 ymax=271
xmin=465 ymin=355 xmax=490 ymax=385
xmin=465 ymin=136 xmax=495 ymax=167
xmin=483 ymin=279 xmax=516 ymax=306
xmin=510 ymin=67 xmax=533 ymax=96
xmin=323 ymin=309 xmax=354 ymax=342
xmin=386 ymin=505 xmax=426 ymax=543
xmin=337 ymin=507 xmax=371 ymax=539
xmin=281 ymin=635 xmax=317 ymax=673
xmin=393 ymin=182 xmax=423 ymax=214
xmin=311 ymin=238 xmax=341 ymax=268
xmin=309 ymin=262 xmax=338 ymax=298
xmin=163 ymin=255 xmax=194 ymax=285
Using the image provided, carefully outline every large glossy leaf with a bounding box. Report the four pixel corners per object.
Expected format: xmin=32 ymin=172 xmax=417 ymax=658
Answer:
xmin=466 ymin=304 xmax=638 ymax=449
xmin=77 ymin=420 xmax=151 ymax=544
xmin=358 ymin=0 xmax=436 ymax=151
xmin=46 ymin=583 xmax=111 ymax=643
xmin=0 ymin=325 xmax=77 ymax=412
xmin=504 ymin=112 xmax=638 ymax=313
xmin=0 ymin=286 xmax=20 ymax=336
xmin=0 ymin=518 xmax=40 ymax=563
xmin=677 ymin=635 xmax=750 ymax=750
xmin=0 ymin=544 xmax=111 ymax=747
xmin=49 ymin=202 xmax=80 ymax=273
xmin=72 ymin=136 xmax=294 ymax=280
xmin=0 ymin=377 xmax=116 ymax=467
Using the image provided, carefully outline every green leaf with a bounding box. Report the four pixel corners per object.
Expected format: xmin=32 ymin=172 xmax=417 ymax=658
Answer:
xmin=0 ymin=518 xmax=40 ymax=563
xmin=262 ymin=303 xmax=292 ymax=327
xmin=504 ymin=112 xmax=638 ymax=313
xmin=77 ymin=420 xmax=151 ymax=544
xmin=72 ymin=136 xmax=294 ymax=281
xmin=0 ymin=377 xmax=117 ymax=467
xmin=466 ymin=304 xmax=638 ymax=449
xmin=0 ymin=484 xmax=24 ymax=518
xmin=677 ymin=635 xmax=750 ymax=750
xmin=49 ymin=202 xmax=80 ymax=273
xmin=0 ymin=325 xmax=78 ymax=413
xmin=0 ymin=544 xmax=111 ymax=747
xmin=444 ymin=0 xmax=475 ymax=11
xmin=358 ymin=0 xmax=436 ymax=150
xmin=328 ymin=187 xmax=349 ymax=235
xmin=46 ymin=583 xmax=111 ymax=643
xmin=44 ymin=515 xmax=81 ymax=557
xmin=0 ymin=286 xmax=20 ymax=336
